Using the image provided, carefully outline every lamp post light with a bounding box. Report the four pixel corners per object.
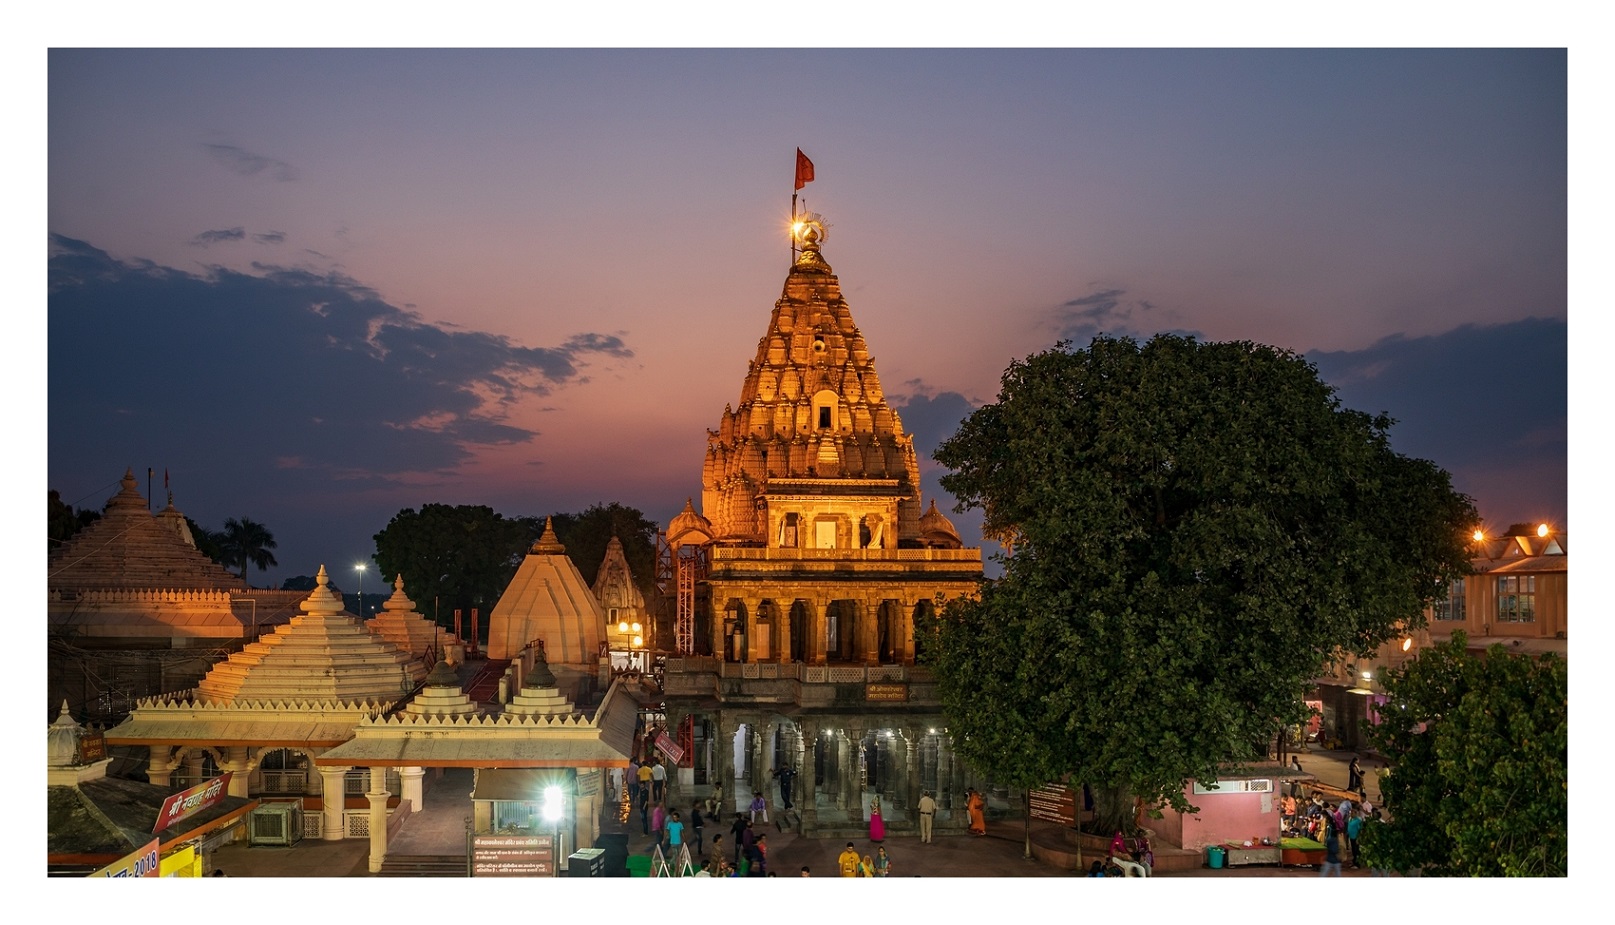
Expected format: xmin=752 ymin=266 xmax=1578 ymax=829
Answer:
xmin=542 ymin=784 xmax=564 ymax=877
xmin=354 ymin=562 xmax=367 ymax=618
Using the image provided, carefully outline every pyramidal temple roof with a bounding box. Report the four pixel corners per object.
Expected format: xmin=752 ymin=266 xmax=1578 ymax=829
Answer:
xmin=486 ymin=517 xmax=605 ymax=663
xmin=49 ymin=469 xmax=244 ymax=591
xmin=193 ymin=565 xmax=421 ymax=703
xmin=701 ymin=213 xmax=922 ymax=542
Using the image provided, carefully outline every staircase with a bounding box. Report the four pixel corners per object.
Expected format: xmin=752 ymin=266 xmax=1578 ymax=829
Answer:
xmin=376 ymin=854 xmax=467 ymax=877
xmin=463 ymin=658 xmax=509 ymax=705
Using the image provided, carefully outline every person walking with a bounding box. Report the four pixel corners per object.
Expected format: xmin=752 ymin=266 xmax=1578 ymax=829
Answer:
xmin=1319 ymin=818 xmax=1343 ymax=876
xmin=651 ymin=758 xmax=668 ymax=803
xmin=1346 ymin=808 xmax=1364 ymax=869
xmin=636 ymin=761 xmax=654 ymax=808
xmin=857 ymin=854 xmax=875 ymax=877
xmin=627 ymin=757 xmax=640 ymax=805
xmin=650 ymin=801 xmax=667 ymax=854
xmin=1347 ymin=755 xmax=1364 ymax=792
xmin=752 ymin=833 xmax=769 ymax=876
xmin=966 ymin=788 xmax=986 ymax=836
xmin=690 ymin=800 xmax=706 ymax=852
xmin=837 ymin=841 xmax=860 ymax=877
xmin=729 ymin=813 xmax=748 ymax=864
xmin=667 ymin=809 xmax=685 ymax=858
xmin=873 ymin=845 xmax=891 ymax=877
xmin=917 ymin=789 xmax=937 ymax=843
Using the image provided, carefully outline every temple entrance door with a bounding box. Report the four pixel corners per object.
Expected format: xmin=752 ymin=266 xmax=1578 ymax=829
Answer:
xmin=827 ymin=600 xmax=859 ymax=663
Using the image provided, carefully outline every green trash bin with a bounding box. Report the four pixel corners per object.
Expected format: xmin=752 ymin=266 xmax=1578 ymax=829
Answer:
xmin=1207 ymin=845 xmax=1226 ymax=869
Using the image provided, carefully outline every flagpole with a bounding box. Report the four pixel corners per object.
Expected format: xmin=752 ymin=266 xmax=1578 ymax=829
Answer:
xmin=791 ymin=189 xmax=798 ymax=263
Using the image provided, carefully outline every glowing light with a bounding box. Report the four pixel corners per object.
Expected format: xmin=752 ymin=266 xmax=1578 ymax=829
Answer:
xmin=631 ymin=635 xmax=643 ymax=648
xmin=617 ymin=621 xmax=629 ymax=633
xmin=631 ymin=622 xmax=642 ymax=634
xmin=1361 ymin=670 xmax=1373 ymax=680
xmin=542 ymin=785 xmax=563 ymax=821
xmin=1472 ymin=529 xmax=1485 ymax=542
xmin=1401 ymin=637 xmax=1413 ymax=652
xmin=1537 ymin=523 xmax=1550 ymax=537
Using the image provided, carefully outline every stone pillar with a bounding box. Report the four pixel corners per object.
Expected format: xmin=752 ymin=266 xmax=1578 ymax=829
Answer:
xmin=220 ymin=746 xmax=252 ymax=798
xmin=716 ymin=713 xmax=740 ymax=815
xmin=862 ymin=598 xmax=880 ymax=666
xmin=576 ymin=793 xmax=598 ymax=849
xmin=798 ymin=718 xmax=818 ymax=832
xmin=400 ymin=766 xmax=425 ymax=812
xmin=145 ymin=746 xmax=175 ymax=787
xmin=319 ymin=766 xmax=351 ymax=840
xmin=903 ymin=728 xmax=921 ymax=819
xmin=366 ymin=766 xmax=390 ymax=873
xmin=901 ymin=599 xmax=918 ymax=664
xmin=811 ymin=597 xmax=829 ymax=665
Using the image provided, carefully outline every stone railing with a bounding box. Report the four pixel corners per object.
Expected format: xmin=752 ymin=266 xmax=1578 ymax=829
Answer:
xmin=664 ymin=657 xmax=931 ymax=684
xmin=712 ymin=548 xmax=981 ymax=562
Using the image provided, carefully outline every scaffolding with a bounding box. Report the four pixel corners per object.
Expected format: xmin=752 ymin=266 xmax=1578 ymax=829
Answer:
xmin=655 ymin=532 xmax=707 ymax=655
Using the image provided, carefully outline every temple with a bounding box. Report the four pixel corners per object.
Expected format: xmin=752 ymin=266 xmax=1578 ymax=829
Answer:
xmin=658 ymin=211 xmax=989 ymax=837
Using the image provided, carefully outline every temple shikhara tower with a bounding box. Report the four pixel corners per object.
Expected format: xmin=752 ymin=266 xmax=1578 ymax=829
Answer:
xmin=660 ymin=211 xmax=989 ymax=838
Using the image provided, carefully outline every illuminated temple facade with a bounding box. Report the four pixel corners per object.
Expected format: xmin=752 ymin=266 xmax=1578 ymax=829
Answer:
xmin=659 ymin=213 xmax=992 ymax=837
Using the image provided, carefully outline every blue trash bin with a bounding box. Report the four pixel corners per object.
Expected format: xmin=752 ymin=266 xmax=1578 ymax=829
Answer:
xmin=1207 ymin=845 xmax=1226 ymax=869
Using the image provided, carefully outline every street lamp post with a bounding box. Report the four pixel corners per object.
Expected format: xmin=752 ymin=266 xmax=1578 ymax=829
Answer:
xmin=355 ymin=562 xmax=367 ymax=618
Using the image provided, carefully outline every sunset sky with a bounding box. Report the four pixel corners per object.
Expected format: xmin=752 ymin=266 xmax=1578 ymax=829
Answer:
xmin=41 ymin=41 xmax=1572 ymax=589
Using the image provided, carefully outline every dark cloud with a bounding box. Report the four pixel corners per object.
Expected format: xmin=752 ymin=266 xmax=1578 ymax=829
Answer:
xmin=204 ymin=143 xmax=298 ymax=181
xmin=48 ymin=233 xmax=633 ymax=508
xmin=891 ymin=386 xmax=1002 ymax=574
xmin=1307 ymin=318 xmax=1566 ymax=526
xmin=193 ymin=227 xmax=246 ymax=245
xmin=1054 ymin=286 xmax=1199 ymax=344
xmin=254 ymin=231 xmax=287 ymax=244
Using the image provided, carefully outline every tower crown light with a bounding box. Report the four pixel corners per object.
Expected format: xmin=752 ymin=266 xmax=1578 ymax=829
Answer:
xmin=1537 ymin=523 xmax=1550 ymax=537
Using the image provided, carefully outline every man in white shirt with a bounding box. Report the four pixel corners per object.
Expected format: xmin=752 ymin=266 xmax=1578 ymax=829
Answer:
xmin=651 ymin=758 xmax=668 ymax=802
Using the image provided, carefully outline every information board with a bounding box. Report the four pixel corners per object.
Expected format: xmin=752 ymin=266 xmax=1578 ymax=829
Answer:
xmin=472 ymin=834 xmax=553 ymax=877
xmin=1029 ymin=783 xmax=1077 ymax=826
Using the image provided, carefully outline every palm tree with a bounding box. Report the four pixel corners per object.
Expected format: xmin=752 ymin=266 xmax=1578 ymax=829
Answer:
xmin=219 ymin=517 xmax=278 ymax=582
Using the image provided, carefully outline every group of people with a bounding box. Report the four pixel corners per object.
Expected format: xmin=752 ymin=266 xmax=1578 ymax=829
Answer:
xmin=1283 ymin=791 xmax=1375 ymax=875
xmin=838 ymin=841 xmax=892 ymax=876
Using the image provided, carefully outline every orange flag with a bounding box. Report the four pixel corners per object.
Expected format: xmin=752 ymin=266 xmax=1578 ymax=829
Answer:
xmin=795 ymin=148 xmax=815 ymax=190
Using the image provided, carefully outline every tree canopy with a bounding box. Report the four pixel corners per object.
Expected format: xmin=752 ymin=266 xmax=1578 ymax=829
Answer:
xmin=1360 ymin=631 xmax=1566 ymax=876
xmin=372 ymin=501 xmax=661 ymax=633
xmin=924 ymin=335 xmax=1477 ymax=828
xmin=373 ymin=504 xmax=537 ymax=627
xmin=48 ymin=489 xmax=101 ymax=549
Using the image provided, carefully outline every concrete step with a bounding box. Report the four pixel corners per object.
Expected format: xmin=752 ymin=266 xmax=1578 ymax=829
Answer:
xmin=376 ymin=854 xmax=467 ymax=877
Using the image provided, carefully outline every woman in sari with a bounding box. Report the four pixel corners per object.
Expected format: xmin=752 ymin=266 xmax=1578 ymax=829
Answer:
xmin=966 ymin=788 xmax=986 ymax=836
xmin=868 ymin=795 xmax=886 ymax=842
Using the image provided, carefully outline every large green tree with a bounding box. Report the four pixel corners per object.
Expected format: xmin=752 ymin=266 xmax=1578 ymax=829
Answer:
xmin=1360 ymin=631 xmax=1566 ymax=876
xmin=548 ymin=502 xmax=660 ymax=599
xmin=373 ymin=504 xmax=536 ymax=629
xmin=925 ymin=335 xmax=1476 ymax=833
xmin=218 ymin=516 xmax=279 ymax=582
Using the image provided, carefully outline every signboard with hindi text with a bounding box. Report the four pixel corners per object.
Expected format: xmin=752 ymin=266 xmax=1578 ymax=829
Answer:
xmin=154 ymin=773 xmax=232 ymax=834
xmin=865 ymin=683 xmax=908 ymax=702
xmin=1029 ymin=783 xmax=1078 ymax=826
xmin=472 ymin=834 xmax=552 ymax=877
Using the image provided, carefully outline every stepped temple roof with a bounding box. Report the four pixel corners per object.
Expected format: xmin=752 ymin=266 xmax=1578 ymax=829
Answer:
xmin=699 ymin=212 xmax=924 ymax=544
xmin=49 ymin=468 xmax=243 ymax=591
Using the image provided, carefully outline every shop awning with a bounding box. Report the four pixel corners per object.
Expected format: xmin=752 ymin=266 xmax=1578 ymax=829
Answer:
xmin=471 ymin=768 xmax=575 ymax=802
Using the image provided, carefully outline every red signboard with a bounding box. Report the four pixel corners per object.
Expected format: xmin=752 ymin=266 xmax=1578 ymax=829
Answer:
xmin=154 ymin=772 xmax=232 ymax=834
xmin=472 ymin=834 xmax=553 ymax=877
xmin=77 ymin=730 xmax=106 ymax=763
xmin=656 ymin=732 xmax=684 ymax=765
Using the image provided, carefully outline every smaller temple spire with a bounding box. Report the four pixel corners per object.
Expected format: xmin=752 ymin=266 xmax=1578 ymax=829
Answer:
xmin=531 ymin=517 xmax=566 ymax=555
